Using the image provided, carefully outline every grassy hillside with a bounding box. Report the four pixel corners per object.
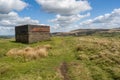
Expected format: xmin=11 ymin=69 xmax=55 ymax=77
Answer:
xmin=0 ymin=35 xmax=120 ymax=80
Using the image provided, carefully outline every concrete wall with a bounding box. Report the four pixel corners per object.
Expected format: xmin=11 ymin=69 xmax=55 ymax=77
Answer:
xmin=29 ymin=32 xmax=50 ymax=43
xmin=15 ymin=25 xmax=50 ymax=43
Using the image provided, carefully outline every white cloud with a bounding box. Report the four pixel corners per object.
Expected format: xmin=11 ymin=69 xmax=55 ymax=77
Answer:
xmin=36 ymin=0 xmax=91 ymax=15
xmin=79 ymin=8 xmax=120 ymax=29
xmin=0 ymin=12 xmax=40 ymax=35
xmin=0 ymin=0 xmax=40 ymax=35
xmin=0 ymin=0 xmax=28 ymax=13
xmin=0 ymin=27 xmax=14 ymax=35
xmin=0 ymin=12 xmax=39 ymax=27
xmin=36 ymin=0 xmax=91 ymax=30
xmin=50 ymin=13 xmax=90 ymax=27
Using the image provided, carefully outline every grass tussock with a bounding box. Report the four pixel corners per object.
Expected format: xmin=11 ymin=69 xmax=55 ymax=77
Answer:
xmin=74 ymin=36 xmax=120 ymax=80
xmin=75 ymin=37 xmax=120 ymax=64
xmin=6 ymin=44 xmax=52 ymax=60
xmin=0 ymin=64 xmax=11 ymax=75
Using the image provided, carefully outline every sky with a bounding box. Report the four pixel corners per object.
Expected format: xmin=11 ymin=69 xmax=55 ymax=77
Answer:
xmin=0 ymin=0 xmax=120 ymax=35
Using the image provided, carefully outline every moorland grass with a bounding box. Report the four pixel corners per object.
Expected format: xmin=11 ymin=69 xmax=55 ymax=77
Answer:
xmin=0 ymin=36 xmax=120 ymax=80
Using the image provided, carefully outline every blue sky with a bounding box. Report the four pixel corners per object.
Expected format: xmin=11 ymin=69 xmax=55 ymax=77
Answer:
xmin=0 ymin=0 xmax=120 ymax=35
xmin=89 ymin=0 xmax=120 ymax=17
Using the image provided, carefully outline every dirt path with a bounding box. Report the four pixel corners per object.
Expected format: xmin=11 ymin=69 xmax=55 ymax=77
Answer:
xmin=59 ymin=62 xmax=70 ymax=80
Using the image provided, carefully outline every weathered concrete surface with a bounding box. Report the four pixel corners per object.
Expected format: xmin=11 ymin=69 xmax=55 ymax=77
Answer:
xmin=15 ymin=24 xmax=50 ymax=43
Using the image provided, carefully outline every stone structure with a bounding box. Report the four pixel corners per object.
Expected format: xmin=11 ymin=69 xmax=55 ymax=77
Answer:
xmin=15 ymin=24 xmax=50 ymax=43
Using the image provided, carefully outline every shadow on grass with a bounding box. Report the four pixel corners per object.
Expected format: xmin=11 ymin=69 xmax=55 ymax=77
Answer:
xmin=9 ymin=39 xmax=52 ymax=44
xmin=9 ymin=40 xmax=29 ymax=44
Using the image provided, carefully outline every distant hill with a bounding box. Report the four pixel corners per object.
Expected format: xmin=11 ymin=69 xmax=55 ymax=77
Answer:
xmin=52 ymin=28 xmax=120 ymax=36
xmin=0 ymin=35 xmax=14 ymax=39
xmin=113 ymin=27 xmax=120 ymax=29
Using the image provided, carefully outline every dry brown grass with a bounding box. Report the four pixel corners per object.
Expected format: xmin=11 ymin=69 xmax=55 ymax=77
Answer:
xmin=6 ymin=44 xmax=52 ymax=60
xmin=75 ymin=37 xmax=120 ymax=65
xmin=43 ymin=44 xmax=52 ymax=50
xmin=77 ymin=54 xmax=89 ymax=60
xmin=6 ymin=48 xmax=20 ymax=57
xmin=68 ymin=62 xmax=93 ymax=80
